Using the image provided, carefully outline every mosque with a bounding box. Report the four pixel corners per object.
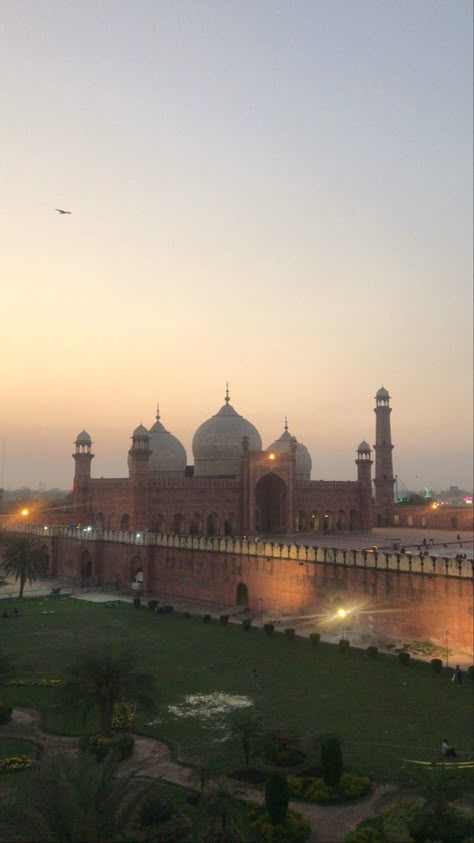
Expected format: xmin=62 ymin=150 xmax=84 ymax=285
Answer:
xmin=72 ymin=387 xmax=395 ymax=535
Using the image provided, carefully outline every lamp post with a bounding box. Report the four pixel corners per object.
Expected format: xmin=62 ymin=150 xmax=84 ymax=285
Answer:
xmin=337 ymin=607 xmax=349 ymax=641
xmin=258 ymin=597 xmax=263 ymax=627
xmin=445 ymin=630 xmax=449 ymax=668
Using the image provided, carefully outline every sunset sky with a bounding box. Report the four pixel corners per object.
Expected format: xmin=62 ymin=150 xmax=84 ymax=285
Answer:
xmin=1 ymin=1 xmax=472 ymax=491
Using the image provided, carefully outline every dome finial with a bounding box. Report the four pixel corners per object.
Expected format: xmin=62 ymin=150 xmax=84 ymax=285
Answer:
xmin=225 ymin=382 xmax=230 ymax=404
xmin=284 ymin=416 xmax=288 ymax=432
xmin=156 ymin=403 xmax=160 ymax=422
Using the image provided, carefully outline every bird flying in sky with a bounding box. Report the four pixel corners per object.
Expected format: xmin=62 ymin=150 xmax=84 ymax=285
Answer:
xmin=54 ymin=208 xmax=72 ymax=214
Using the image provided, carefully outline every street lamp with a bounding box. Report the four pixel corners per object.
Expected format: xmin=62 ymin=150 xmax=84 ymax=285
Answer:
xmin=258 ymin=597 xmax=263 ymax=627
xmin=337 ymin=607 xmax=349 ymax=641
xmin=445 ymin=630 xmax=449 ymax=668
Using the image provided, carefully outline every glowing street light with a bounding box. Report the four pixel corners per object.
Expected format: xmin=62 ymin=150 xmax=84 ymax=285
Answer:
xmin=337 ymin=608 xmax=347 ymax=619
xmin=21 ymin=508 xmax=30 ymax=517
xmin=268 ymin=452 xmax=276 ymax=461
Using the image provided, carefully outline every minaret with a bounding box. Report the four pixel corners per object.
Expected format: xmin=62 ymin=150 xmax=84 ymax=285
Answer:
xmin=72 ymin=430 xmax=94 ymax=519
xmin=373 ymin=387 xmax=395 ymax=523
xmin=128 ymin=424 xmax=152 ymax=530
xmin=356 ymin=441 xmax=373 ymax=530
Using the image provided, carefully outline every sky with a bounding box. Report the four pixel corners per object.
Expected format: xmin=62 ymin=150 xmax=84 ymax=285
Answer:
xmin=1 ymin=0 xmax=472 ymax=491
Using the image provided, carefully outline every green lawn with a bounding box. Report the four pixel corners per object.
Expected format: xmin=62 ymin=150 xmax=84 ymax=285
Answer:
xmin=1 ymin=596 xmax=472 ymax=781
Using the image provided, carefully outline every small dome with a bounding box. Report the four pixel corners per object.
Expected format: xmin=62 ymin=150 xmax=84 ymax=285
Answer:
xmin=192 ymin=388 xmax=262 ymax=477
xmin=357 ymin=440 xmax=371 ymax=452
xmin=75 ymin=430 xmax=92 ymax=444
xmin=128 ymin=407 xmax=186 ymax=478
xmin=132 ymin=424 xmax=149 ymax=437
xmin=375 ymin=386 xmax=390 ymax=400
xmin=266 ymin=420 xmax=312 ymax=481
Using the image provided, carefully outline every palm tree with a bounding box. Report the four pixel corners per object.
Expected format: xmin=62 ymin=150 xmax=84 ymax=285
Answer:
xmin=0 ymin=751 xmax=151 ymax=843
xmin=61 ymin=648 xmax=158 ymax=737
xmin=203 ymin=778 xmax=244 ymax=843
xmin=2 ymin=534 xmax=48 ymax=598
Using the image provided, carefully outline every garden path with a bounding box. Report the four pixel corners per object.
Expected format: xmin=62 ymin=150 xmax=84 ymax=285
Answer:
xmin=2 ymin=707 xmax=393 ymax=843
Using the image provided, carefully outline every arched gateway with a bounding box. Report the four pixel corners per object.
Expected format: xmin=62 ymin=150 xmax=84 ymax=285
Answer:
xmin=255 ymin=473 xmax=288 ymax=533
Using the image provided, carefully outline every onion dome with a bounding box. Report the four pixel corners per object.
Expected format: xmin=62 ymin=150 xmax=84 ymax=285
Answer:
xmin=375 ymin=386 xmax=390 ymax=401
xmin=266 ymin=418 xmax=312 ymax=480
xmin=128 ymin=405 xmax=186 ymax=478
xmin=132 ymin=424 xmax=149 ymax=437
xmin=192 ymin=386 xmax=262 ymax=477
xmin=75 ymin=430 xmax=92 ymax=444
xmin=357 ymin=440 xmax=371 ymax=453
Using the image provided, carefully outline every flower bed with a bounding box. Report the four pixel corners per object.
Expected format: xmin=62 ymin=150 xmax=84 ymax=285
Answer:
xmin=3 ymin=679 xmax=63 ymax=687
xmin=0 ymin=755 xmax=33 ymax=773
xmin=250 ymin=807 xmax=310 ymax=843
xmin=288 ymin=772 xmax=371 ymax=803
xmin=112 ymin=700 xmax=136 ymax=730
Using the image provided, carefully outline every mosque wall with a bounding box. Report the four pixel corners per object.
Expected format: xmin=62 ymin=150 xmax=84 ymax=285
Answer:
xmin=14 ymin=526 xmax=472 ymax=654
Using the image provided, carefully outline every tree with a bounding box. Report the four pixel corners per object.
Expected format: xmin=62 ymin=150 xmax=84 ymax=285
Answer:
xmin=321 ymin=732 xmax=343 ymax=788
xmin=229 ymin=710 xmax=263 ymax=768
xmin=61 ymin=648 xmax=158 ymax=737
xmin=265 ymin=771 xmax=289 ymax=825
xmin=203 ymin=778 xmax=244 ymax=843
xmin=0 ymin=751 xmax=151 ymax=843
xmin=2 ymin=534 xmax=48 ymax=598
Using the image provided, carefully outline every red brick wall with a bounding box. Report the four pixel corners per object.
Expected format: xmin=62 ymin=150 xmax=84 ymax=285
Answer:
xmin=49 ymin=536 xmax=473 ymax=654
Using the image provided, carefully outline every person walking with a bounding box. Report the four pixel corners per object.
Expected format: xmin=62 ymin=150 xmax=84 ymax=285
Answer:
xmin=442 ymin=739 xmax=457 ymax=758
xmin=251 ymin=668 xmax=260 ymax=691
xmin=453 ymin=665 xmax=463 ymax=685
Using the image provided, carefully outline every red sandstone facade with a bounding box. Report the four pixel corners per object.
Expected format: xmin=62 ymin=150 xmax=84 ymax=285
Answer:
xmin=71 ymin=389 xmax=396 ymax=536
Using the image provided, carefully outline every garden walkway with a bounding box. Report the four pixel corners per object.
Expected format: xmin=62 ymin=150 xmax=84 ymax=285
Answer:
xmin=1 ymin=707 xmax=393 ymax=843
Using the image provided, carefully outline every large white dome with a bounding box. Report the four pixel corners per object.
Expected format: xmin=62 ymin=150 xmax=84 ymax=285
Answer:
xmin=266 ymin=421 xmax=312 ymax=481
xmin=192 ymin=390 xmax=262 ymax=477
xmin=128 ymin=409 xmax=186 ymax=478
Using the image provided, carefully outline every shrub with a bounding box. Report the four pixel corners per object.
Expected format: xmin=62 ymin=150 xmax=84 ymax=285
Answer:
xmin=309 ymin=632 xmax=320 ymax=647
xmin=0 ymin=702 xmax=13 ymax=726
xmin=242 ymin=618 xmax=252 ymax=631
xmin=219 ymin=614 xmax=229 ymax=625
xmin=163 ymin=604 xmax=174 ymax=613
xmin=345 ymin=825 xmax=384 ymax=843
xmin=133 ymin=597 xmax=141 ymax=609
xmin=398 ymin=651 xmax=410 ymax=665
xmin=251 ymin=808 xmax=310 ymax=843
xmin=79 ymin=733 xmax=134 ymax=762
xmin=203 ymin=614 xmax=212 ymax=623
xmin=148 ymin=600 xmax=158 ymax=611
xmin=366 ymin=646 xmax=378 ymax=660
xmin=431 ymin=658 xmax=443 ymax=674
xmin=137 ymin=789 xmax=174 ymax=826
xmin=288 ymin=773 xmax=370 ymax=804
xmin=467 ymin=665 xmax=474 ymax=680
xmin=321 ymin=733 xmax=343 ymax=788
xmin=183 ymin=611 xmax=191 ymax=619
xmin=265 ymin=771 xmax=289 ymax=824
xmin=284 ymin=628 xmax=295 ymax=641
xmin=263 ymin=732 xmax=305 ymax=767
xmin=264 ymin=623 xmax=275 ymax=635
xmin=338 ymin=638 xmax=350 ymax=652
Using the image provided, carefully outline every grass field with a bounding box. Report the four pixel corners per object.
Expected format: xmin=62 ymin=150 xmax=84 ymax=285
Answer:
xmin=1 ymin=595 xmax=472 ymax=781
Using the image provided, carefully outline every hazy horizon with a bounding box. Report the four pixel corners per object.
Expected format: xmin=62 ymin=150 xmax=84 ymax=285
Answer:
xmin=1 ymin=1 xmax=472 ymax=491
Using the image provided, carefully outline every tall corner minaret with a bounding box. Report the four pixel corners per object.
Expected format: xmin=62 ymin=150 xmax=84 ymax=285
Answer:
xmin=356 ymin=440 xmax=373 ymax=529
xmin=373 ymin=386 xmax=395 ymax=522
xmin=72 ymin=430 xmax=94 ymax=516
